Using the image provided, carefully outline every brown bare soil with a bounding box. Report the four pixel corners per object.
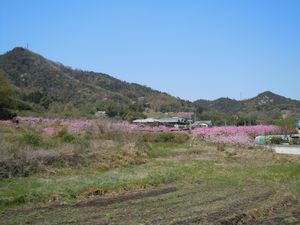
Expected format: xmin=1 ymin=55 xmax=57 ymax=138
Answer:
xmin=1 ymin=142 xmax=299 ymax=225
xmin=75 ymin=187 xmax=177 ymax=207
xmin=1 ymin=182 xmax=298 ymax=225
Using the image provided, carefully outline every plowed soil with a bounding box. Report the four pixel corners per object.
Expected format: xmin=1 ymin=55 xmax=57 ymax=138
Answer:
xmin=1 ymin=181 xmax=298 ymax=225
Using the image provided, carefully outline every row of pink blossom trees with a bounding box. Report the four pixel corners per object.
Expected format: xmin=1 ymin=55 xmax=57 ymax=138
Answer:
xmin=191 ymin=125 xmax=280 ymax=146
xmin=109 ymin=122 xmax=281 ymax=146
xmin=0 ymin=116 xmax=281 ymax=146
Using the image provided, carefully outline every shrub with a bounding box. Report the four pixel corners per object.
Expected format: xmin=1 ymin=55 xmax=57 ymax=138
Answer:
xmin=103 ymin=143 xmax=148 ymax=169
xmin=139 ymin=132 xmax=189 ymax=143
xmin=139 ymin=132 xmax=168 ymax=143
xmin=0 ymin=145 xmax=87 ymax=178
xmin=95 ymin=120 xmax=135 ymax=143
xmin=122 ymin=111 xmax=146 ymax=122
xmin=0 ymin=148 xmax=39 ymax=178
xmin=174 ymin=132 xmax=190 ymax=143
xmin=217 ymin=143 xmax=226 ymax=151
xmin=270 ymin=137 xmax=284 ymax=145
xmin=139 ymin=132 xmax=158 ymax=142
xmin=0 ymin=108 xmax=16 ymax=120
xmin=56 ymin=128 xmax=89 ymax=146
xmin=57 ymin=128 xmax=70 ymax=140
xmin=289 ymin=137 xmax=300 ymax=145
xmin=19 ymin=131 xmax=42 ymax=147
xmin=158 ymin=132 xmax=176 ymax=142
xmin=275 ymin=119 xmax=298 ymax=135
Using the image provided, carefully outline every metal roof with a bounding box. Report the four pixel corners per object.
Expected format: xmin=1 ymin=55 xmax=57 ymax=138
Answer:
xmin=133 ymin=118 xmax=159 ymax=123
xmin=193 ymin=120 xmax=212 ymax=126
xmin=159 ymin=117 xmax=185 ymax=123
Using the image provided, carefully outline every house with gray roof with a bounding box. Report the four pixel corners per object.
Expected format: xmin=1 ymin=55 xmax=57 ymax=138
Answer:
xmin=159 ymin=117 xmax=186 ymax=125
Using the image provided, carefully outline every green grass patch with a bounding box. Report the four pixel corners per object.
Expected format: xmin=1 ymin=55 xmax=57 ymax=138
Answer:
xmin=139 ymin=132 xmax=190 ymax=144
xmin=19 ymin=131 xmax=42 ymax=146
xmin=1 ymin=145 xmax=299 ymax=211
xmin=56 ymin=128 xmax=90 ymax=147
xmin=218 ymin=162 xmax=300 ymax=195
xmin=1 ymin=128 xmax=299 ymax=220
xmin=147 ymin=142 xmax=188 ymax=158
xmin=17 ymin=130 xmax=58 ymax=149
xmin=0 ymin=160 xmax=217 ymax=210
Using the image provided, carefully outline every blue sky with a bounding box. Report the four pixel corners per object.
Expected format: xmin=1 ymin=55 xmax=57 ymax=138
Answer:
xmin=1 ymin=0 xmax=300 ymax=101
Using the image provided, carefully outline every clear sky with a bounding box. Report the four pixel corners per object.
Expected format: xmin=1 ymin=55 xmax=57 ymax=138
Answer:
xmin=1 ymin=0 xmax=300 ymax=101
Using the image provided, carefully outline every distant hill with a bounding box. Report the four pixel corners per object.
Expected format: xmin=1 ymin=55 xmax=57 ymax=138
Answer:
xmin=194 ymin=97 xmax=242 ymax=115
xmin=0 ymin=47 xmax=299 ymax=123
xmin=194 ymin=91 xmax=300 ymax=123
xmin=0 ymin=47 xmax=192 ymax=118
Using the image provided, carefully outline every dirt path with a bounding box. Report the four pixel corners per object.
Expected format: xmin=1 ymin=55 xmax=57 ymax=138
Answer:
xmin=273 ymin=145 xmax=300 ymax=155
xmin=75 ymin=187 xmax=177 ymax=207
xmin=1 ymin=181 xmax=298 ymax=225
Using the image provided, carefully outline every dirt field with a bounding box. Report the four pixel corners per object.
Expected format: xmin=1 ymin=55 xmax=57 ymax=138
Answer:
xmin=1 ymin=181 xmax=299 ymax=225
xmin=1 ymin=140 xmax=299 ymax=224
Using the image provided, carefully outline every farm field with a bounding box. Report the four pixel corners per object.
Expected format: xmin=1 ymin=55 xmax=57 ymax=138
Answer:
xmin=2 ymin=1 xmax=300 ymax=224
xmin=0 ymin=119 xmax=300 ymax=225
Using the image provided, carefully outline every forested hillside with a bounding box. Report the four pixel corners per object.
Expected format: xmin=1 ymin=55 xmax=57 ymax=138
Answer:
xmin=0 ymin=48 xmax=192 ymax=119
xmin=194 ymin=91 xmax=300 ymax=124
xmin=0 ymin=47 xmax=299 ymax=123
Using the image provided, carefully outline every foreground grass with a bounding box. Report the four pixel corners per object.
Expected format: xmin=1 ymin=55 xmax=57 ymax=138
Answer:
xmin=0 ymin=158 xmax=215 ymax=209
xmin=1 ymin=128 xmax=300 ymax=224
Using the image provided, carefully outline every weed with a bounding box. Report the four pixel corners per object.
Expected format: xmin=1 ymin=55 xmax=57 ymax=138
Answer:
xmin=101 ymin=143 xmax=149 ymax=169
xmin=56 ymin=128 xmax=90 ymax=147
xmin=19 ymin=131 xmax=42 ymax=147
xmin=174 ymin=132 xmax=190 ymax=143
xmin=57 ymin=128 xmax=74 ymax=142
xmin=270 ymin=136 xmax=284 ymax=144
xmin=217 ymin=143 xmax=226 ymax=151
xmin=139 ymin=132 xmax=190 ymax=143
xmin=1 ymin=120 xmax=299 ymax=224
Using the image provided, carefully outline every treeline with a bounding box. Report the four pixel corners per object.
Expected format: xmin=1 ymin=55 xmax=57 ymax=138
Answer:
xmin=0 ymin=72 xmax=16 ymax=119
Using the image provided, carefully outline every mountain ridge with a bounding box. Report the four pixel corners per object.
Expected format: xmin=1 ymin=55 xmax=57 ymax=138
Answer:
xmin=0 ymin=47 xmax=193 ymax=118
xmin=0 ymin=47 xmax=299 ymax=123
xmin=194 ymin=90 xmax=300 ymax=122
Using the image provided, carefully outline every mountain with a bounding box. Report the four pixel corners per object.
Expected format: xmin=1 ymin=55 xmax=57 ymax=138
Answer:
xmin=0 ymin=47 xmax=192 ymax=118
xmin=194 ymin=91 xmax=300 ymax=123
xmin=194 ymin=97 xmax=242 ymax=115
xmin=0 ymin=47 xmax=299 ymax=123
xmin=241 ymin=91 xmax=300 ymax=121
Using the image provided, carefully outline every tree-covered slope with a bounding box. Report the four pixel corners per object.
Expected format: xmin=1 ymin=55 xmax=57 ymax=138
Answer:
xmin=0 ymin=47 xmax=192 ymax=117
xmin=194 ymin=91 xmax=300 ymax=123
xmin=1 ymin=47 xmax=299 ymax=123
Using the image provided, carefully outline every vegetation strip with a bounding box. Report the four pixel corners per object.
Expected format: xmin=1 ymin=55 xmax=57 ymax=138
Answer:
xmin=171 ymin=191 xmax=274 ymax=225
xmin=219 ymin=195 xmax=299 ymax=225
xmin=74 ymin=187 xmax=177 ymax=207
xmin=1 ymin=187 xmax=177 ymax=218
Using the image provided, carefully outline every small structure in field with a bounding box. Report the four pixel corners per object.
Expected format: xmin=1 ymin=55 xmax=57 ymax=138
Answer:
xmin=133 ymin=118 xmax=159 ymax=124
xmin=95 ymin=111 xmax=107 ymax=118
xmin=158 ymin=117 xmax=186 ymax=126
xmin=192 ymin=120 xmax=212 ymax=128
